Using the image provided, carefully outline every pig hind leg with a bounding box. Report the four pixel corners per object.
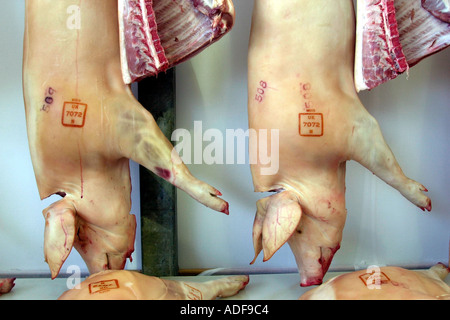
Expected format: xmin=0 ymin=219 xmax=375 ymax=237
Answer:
xmin=116 ymin=97 xmax=229 ymax=214
xmin=162 ymin=275 xmax=250 ymax=300
xmin=350 ymin=107 xmax=431 ymax=211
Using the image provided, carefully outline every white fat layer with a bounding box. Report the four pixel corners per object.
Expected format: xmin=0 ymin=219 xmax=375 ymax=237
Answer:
xmin=118 ymin=0 xmax=132 ymax=84
xmin=354 ymin=0 xmax=368 ymax=92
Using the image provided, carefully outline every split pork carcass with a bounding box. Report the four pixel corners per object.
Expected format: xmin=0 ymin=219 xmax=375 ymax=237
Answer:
xmin=119 ymin=0 xmax=235 ymax=84
xmin=354 ymin=0 xmax=450 ymax=91
xmin=23 ymin=0 xmax=232 ymax=279
xmin=299 ymin=263 xmax=450 ymax=300
xmin=58 ymin=270 xmax=249 ymax=300
xmin=0 ymin=278 xmax=15 ymax=296
xmin=248 ymin=0 xmax=431 ymax=287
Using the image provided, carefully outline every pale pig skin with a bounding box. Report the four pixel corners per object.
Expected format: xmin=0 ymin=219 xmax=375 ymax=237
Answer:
xmin=23 ymin=0 xmax=228 ymax=279
xmin=58 ymin=270 xmax=249 ymax=300
xmin=300 ymin=264 xmax=450 ymax=300
xmin=248 ymin=0 xmax=431 ymax=286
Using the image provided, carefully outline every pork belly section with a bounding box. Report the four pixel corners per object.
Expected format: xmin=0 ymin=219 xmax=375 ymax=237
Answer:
xmin=422 ymin=0 xmax=450 ymax=23
xmin=355 ymin=0 xmax=450 ymax=91
xmin=396 ymin=0 xmax=450 ymax=67
xmin=119 ymin=0 xmax=235 ymax=84
xmin=354 ymin=0 xmax=408 ymax=91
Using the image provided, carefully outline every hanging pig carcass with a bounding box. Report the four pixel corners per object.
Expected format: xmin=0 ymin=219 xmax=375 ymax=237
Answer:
xmin=247 ymin=0 xmax=431 ymax=287
xmin=22 ymin=0 xmax=233 ymax=278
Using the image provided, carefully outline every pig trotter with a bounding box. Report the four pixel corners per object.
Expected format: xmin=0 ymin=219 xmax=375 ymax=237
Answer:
xmin=118 ymin=102 xmax=229 ymax=214
xmin=349 ymin=112 xmax=432 ymax=211
xmin=168 ymin=275 xmax=250 ymax=300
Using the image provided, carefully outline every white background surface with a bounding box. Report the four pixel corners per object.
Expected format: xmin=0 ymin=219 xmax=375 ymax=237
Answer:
xmin=0 ymin=0 xmax=449 ymax=280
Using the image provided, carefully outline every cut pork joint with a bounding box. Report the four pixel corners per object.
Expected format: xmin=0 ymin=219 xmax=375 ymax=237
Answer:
xmin=355 ymin=0 xmax=450 ymax=91
xmin=119 ymin=0 xmax=235 ymax=84
xmin=354 ymin=0 xmax=408 ymax=91
xmin=422 ymin=0 xmax=450 ymax=23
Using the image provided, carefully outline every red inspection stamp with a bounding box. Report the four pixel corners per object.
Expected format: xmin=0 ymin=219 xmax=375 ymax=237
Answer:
xmin=185 ymin=284 xmax=203 ymax=300
xmin=62 ymin=99 xmax=87 ymax=127
xmin=88 ymin=279 xmax=119 ymax=295
xmin=359 ymin=271 xmax=390 ymax=288
xmin=299 ymin=113 xmax=323 ymax=137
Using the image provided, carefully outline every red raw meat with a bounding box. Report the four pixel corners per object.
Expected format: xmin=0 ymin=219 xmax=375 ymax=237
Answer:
xmin=119 ymin=0 xmax=235 ymax=84
xmin=354 ymin=0 xmax=408 ymax=91
xmin=0 ymin=278 xmax=15 ymax=296
xmin=396 ymin=0 xmax=450 ymax=67
xmin=355 ymin=0 xmax=450 ymax=91
xmin=422 ymin=0 xmax=450 ymax=23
